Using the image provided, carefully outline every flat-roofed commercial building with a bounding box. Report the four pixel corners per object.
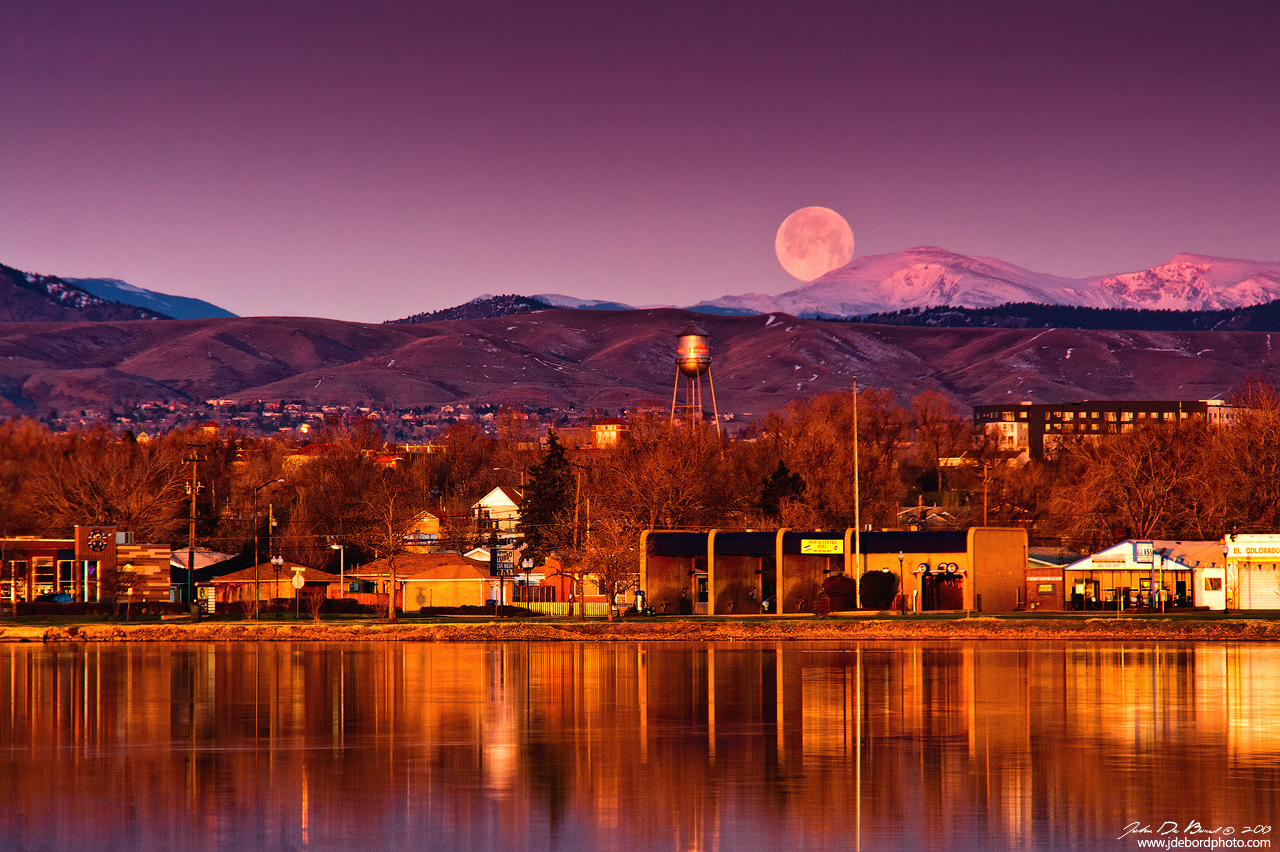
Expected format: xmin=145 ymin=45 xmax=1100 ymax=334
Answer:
xmin=974 ymin=399 xmax=1243 ymax=459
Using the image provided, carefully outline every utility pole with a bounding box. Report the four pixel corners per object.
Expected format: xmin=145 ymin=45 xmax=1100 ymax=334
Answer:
xmin=982 ymin=461 xmax=990 ymax=526
xmin=852 ymin=378 xmax=861 ymax=600
xmin=185 ymin=453 xmax=201 ymax=618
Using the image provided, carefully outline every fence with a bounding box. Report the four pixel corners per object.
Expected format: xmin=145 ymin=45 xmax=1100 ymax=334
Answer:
xmin=523 ymin=601 xmax=613 ymax=617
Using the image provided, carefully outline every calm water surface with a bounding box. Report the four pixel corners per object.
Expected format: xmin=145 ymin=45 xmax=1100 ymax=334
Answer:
xmin=1 ymin=641 xmax=1277 ymax=852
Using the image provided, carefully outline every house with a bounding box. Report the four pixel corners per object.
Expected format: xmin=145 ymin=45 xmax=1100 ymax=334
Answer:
xmin=403 ymin=510 xmax=442 ymax=552
xmin=205 ymin=560 xmax=342 ymax=604
xmin=350 ymin=552 xmax=496 ymax=610
xmin=472 ymin=486 xmax=523 ymax=543
xmin=1059 ymin=540 xmax=1225 ymax=611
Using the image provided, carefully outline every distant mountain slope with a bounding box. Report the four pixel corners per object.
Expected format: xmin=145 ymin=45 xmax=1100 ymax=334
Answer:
xmin=2 ymin=309 xmax=1279 ymax=417
xmin=694 ymin=248 xmax=1280 ymax=317
xmin=68 ymin=277 xmax=236 ymax=319
xmin=389 ymin=294 xmax=554 ymax=323
xmin=843 ymin=298 xmax=1280 ymax=331
xmin=0 ymin=263 xmax=167 ymax=322
xmin=534 ymin=293 xmax=635 ymax=311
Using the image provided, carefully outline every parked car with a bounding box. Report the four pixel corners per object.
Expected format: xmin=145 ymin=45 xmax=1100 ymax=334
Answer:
xmin=34 ymin=592 xmax=73 ymax=603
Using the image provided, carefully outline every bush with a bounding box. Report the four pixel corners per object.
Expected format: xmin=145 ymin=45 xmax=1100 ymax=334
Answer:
xmin=859 ymin=570 xmax=900 ymax=611
xmin=822 ymin=575 xmax=859 ymax=612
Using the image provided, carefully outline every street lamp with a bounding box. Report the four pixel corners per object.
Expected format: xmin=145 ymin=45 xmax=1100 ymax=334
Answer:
xmin=492 ymin=466 xmax=526 ymax=487
xmin=270 ymin=555 xmax=284 ymax=614
xmin=897 ymin=551 xmax=905 ymax=613
xmin=330 ymin=542 xmax=345 ymax=599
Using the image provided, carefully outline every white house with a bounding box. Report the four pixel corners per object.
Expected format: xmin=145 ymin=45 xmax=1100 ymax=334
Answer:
xmin=472 ymin=486 xmax=523 ymax=544
xmin=1061 ymin=540 xmax=1225 ymax=611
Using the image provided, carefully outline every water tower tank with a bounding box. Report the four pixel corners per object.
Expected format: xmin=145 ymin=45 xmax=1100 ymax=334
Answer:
xmin=676 ymin=323 xmax=711 ymax=378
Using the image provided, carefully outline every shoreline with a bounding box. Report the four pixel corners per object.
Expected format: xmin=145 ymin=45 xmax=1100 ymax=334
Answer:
xmin=3 ymin=615 xmax=1280 ymax=643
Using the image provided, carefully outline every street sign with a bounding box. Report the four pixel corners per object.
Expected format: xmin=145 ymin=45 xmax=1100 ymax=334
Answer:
xmin=291 ymin=572 xmax=305 ymax=590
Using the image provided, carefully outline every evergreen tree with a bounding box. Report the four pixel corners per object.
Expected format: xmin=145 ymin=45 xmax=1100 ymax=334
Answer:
xmin=517 ymin=431 xmax=574 ymax=564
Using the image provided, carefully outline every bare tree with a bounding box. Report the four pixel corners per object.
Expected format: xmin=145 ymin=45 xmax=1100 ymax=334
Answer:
xmin=29 ymin=427 xmax=188 ymax=541
xmin=587 ymin=518 xmax=641 ymax=621
xmin=354 ymin=467 xmax=421 ymax=623
xmin=911 ymin=391 xmax=971 ymax=492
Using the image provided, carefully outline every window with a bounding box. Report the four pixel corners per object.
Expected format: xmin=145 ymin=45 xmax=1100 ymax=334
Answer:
xmin=1205 ymin=577 xmax=1222 ymax=591
xmin=1002 ymin=411 xmax=1014 ymax=422
xmin=1106 ymin=412 xmax=1117 ymax=422
xmin=1064 ymin=412 xmax=1074 ymax=421
xmin=1121 ymin=411 xmax=1133 ymax=422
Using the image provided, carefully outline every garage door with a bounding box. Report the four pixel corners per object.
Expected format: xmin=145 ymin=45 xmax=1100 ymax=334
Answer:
xmin=1238 ymin=566 xmax=1280 ymax=610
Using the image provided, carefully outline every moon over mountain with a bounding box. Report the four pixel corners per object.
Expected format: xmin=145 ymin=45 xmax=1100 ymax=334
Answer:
xmin=775 ymin=207 xmax=855 ymax=282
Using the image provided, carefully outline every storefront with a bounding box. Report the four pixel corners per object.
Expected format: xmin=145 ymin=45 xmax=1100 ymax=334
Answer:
xmin=1061 ymin=540 xmax=1224 ymax=611
xmin=1224 ymin=534 xmax=1280 ymax=610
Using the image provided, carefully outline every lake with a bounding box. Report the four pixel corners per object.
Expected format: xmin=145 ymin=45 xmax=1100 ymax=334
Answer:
xmin=1 ymin=641 xmax=1277 ymax=851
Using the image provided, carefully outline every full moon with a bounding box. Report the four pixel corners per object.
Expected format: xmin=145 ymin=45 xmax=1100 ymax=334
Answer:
xmin=775 ymin=207 xmax=855 ymax=282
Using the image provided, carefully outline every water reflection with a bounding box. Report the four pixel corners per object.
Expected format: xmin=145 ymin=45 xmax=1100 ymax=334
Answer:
xmin=1 ymin=642 xmax=1277 ymax=851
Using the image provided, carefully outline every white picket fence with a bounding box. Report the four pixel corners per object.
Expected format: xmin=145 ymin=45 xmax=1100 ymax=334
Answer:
xmin=523 ymin=601 xmax=613 ymax=617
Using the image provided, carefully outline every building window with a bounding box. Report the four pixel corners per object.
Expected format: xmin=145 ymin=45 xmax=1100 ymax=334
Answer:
xmin=1106 ymin=412 xmax=1117 ymax=422
xmin=1205 ymin=577 xmax=1222 ymax=591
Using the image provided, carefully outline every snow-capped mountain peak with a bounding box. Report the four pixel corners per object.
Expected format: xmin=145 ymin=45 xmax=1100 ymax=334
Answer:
xmin=692 ymin=248 xmax=1280 ymax=317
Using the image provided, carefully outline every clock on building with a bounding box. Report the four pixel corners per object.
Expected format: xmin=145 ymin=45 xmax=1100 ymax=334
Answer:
xmin=87 ymin=528 xmax=109 ymax=552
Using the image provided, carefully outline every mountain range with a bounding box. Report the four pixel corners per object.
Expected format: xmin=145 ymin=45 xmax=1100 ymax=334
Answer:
xmin=691 ymin=248 xmax=1280 ymax=317
xmin=4 ymin=248 xmax=1280 ymax=421
xmin=2 ymin=308 xmax=1276 ymax=420
xmin=8 ymin=248 xmax=1280 ymax=326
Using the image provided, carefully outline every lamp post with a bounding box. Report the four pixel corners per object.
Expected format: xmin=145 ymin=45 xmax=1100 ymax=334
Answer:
xmin=252 ymin=478 xmax=283 ymax=619
xmin=330 ymin=542 xmax=345 ymax=599
xmin=271 ymin=555 xmax=284 ymax=614
xmin=898 ymin=551 xmax=905 ymax=613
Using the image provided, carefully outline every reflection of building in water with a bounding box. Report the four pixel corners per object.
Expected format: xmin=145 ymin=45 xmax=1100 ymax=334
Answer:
xmin=1 ymin=642 xmax=1278 ymax=851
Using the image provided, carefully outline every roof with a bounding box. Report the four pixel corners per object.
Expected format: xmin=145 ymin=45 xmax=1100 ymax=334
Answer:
xmin=350 ymin=552 xmax=491 ymax=581
xmin=211 ymin=562 xmax=341 ymax=584
xmin=473 ymin=485 xmax=523 ymax=510
xmin=1065 ymin=539 xmax=1224 ymax=572
xmin=1028 ymin=546 xmax=1081 ymax=566
xmin=170 ymin=547 xmax=237 ymax=571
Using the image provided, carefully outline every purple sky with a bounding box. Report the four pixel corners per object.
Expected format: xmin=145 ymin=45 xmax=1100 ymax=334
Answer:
xmin=3 ymin=1 xmax=1279 ymax=322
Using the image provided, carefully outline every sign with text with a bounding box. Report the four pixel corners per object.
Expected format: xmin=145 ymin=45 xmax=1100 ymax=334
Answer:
xmin=800 ymin=539 xmax=843 ymax=555
xmin=490 ymin=549 xmax=517 ymax=577
xmin=1226 ymin=535 xmax=1280 ymax=561
xmin=1134 ymin=542 xmax=1154 ymax=563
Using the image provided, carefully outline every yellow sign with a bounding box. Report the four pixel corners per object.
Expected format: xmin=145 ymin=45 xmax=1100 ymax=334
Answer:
xmin=801 ymin=539 xmax=843 ymax=555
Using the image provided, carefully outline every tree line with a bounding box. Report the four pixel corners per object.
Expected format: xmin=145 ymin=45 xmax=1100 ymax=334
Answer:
xmin=2 ymin=381 xmax=1279 ymax=604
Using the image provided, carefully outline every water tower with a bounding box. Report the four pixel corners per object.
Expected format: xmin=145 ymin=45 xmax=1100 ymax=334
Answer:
xmin=671 ymin=322 xmax=720 ymax=435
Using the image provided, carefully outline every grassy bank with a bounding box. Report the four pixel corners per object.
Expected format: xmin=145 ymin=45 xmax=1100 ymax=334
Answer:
xmin=3 ymin=612 xmax=1280 ymax=642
